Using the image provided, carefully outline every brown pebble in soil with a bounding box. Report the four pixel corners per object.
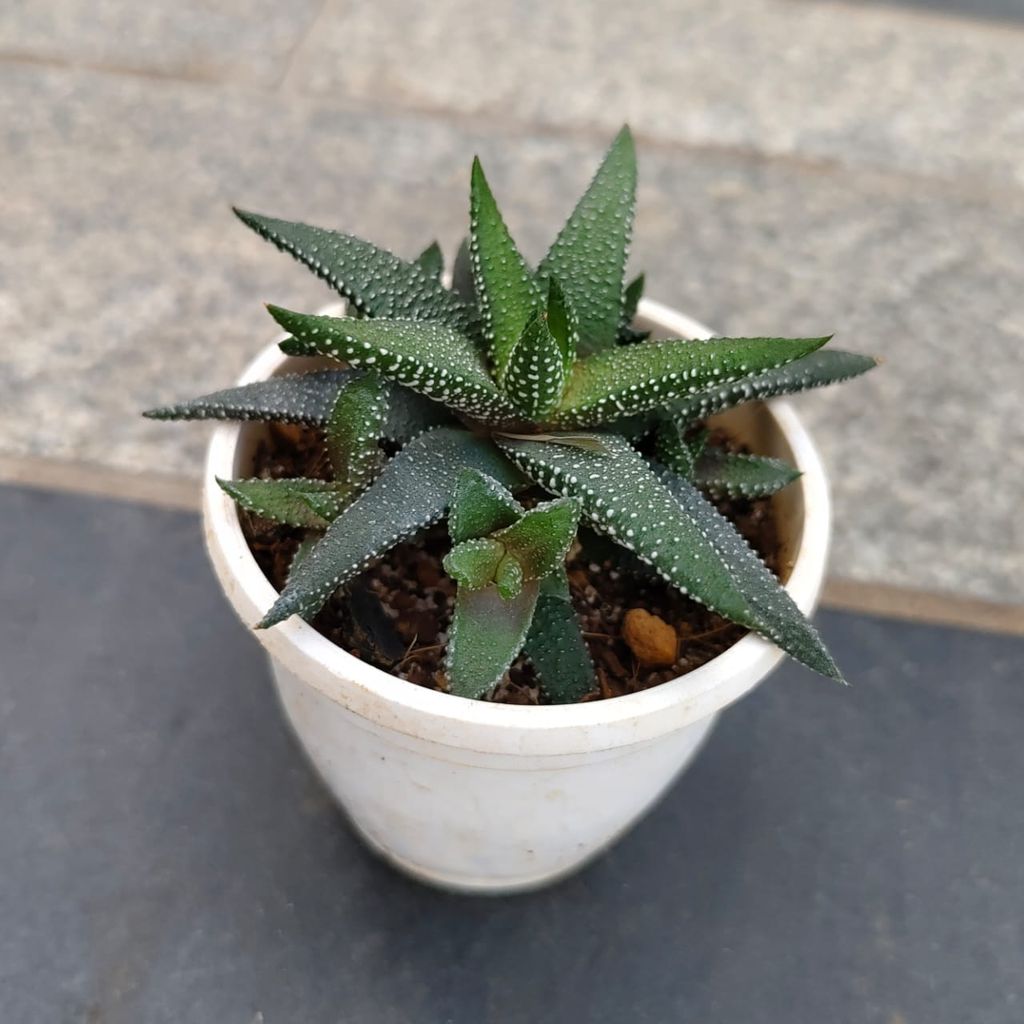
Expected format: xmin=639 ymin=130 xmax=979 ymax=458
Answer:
xmin=239 ymin=422 xmax=783 ymax=705
xmin=622 ymin=608 xmax=678 ymax=667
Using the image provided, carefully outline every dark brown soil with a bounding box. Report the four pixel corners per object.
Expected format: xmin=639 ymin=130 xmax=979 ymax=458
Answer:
xmin=241 ymin=421 xmax=784 ymax=704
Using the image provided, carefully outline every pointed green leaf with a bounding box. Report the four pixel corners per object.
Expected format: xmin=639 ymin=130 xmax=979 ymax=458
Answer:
xmin=524 ymin=570 xmax=596 ymax=704
xmin=217 ymin=477 xmax=351 ymax=529
xmin=143 ymin=370 xmax=359 ymax=425
xmin=688 ymin=428 xmax=710 ymax=461
xmin=446 ymin=582 xmax=540 ymax=699
xmin=270 ymin=307 xmax=519 ymax=424
xmin=449 ymin=469 xmax=522 ymax=543
xmin=554 ymin=335 xmax=831 ymax=428
xmin=655 ymin=418 xmax=697 ymax=478
xmin=233 ymin=209 xmax=475 ymax=332
xmin=326 ymin=372 xmax=387 ymax=490
xmin=415 ymin=240 xmax=443 ymax=279
xmin=443 ymin=538 xmax=507 ymax=590
xmin=618 ymin=274 xmax=650 ymax=345
xmin=381 ymin=386 xmax=453 ymax=443
xmin=544 ymin=276 xmax=578 ymax=375
xmin=287 ymin=534 xmax=320 ymax=584
xmin=285 ymin=534 xmax=322 ymax=623
xmin=622 ymin=273 xmax=644 ymax=326
xmin=692 ymin=450 xmax=801 ymax=498
xmin=451 ymin=236 xmax=476 ymax=306
xmin=504 ymin=309 xmax=567 ymax=419
xmin=538 ymin=125 xmax=637 ymax=354
xmin=258 ymin=428 xmax=524 ymax=627
xmin=496 ymin=433 xmax=840 ymax=681
xmin=659 ymin=467 xmax=840 ymax=680
xmin=670 ymin=349 xmax=878 ymax=424
xmin=469 ymin=157 xmax=541 ymax=381
xmin=495 ymin=555 xmax=525 ymax=600
xmin=492 ymin=497 xmax=581 ymax=580
xmin=145 ymin=369 xmax=450 ymax=443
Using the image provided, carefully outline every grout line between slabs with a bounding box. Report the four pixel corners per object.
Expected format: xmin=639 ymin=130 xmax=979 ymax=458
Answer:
xmin=821 ymin=578 xmax=1023 ymax=638
xmin=0 ymin=454 xmax=198 ymax=512
xmin=1 ymin=455 xmax=1021 ymax=637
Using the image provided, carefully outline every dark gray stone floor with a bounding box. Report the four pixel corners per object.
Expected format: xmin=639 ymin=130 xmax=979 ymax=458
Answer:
xmin=2 ymin=483 xmax=1022 ymax=1023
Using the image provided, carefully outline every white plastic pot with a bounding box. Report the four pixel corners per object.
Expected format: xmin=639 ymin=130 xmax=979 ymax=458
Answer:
xmin=203 ymin=299 xmax=831 ymax=894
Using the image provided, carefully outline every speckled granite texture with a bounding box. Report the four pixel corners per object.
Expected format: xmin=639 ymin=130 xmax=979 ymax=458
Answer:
xmin=0 ymin=0 xmax=1022 ymax=603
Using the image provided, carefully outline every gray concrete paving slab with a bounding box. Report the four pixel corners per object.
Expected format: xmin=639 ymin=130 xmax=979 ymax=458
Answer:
xmin=2 ymin=483 xmax=1022 ymax=1022
xmin=284 ymin=0 xmax=1024 ymax=188
xmin=1 ymin=62 xmax=1021 ymax=600
xmin=0 ymin=0 xmax=323 ymax=86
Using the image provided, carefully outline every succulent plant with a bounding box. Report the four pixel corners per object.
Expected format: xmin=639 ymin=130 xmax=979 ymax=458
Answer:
xmin=146 ymin=126 xmax=876 ymax=701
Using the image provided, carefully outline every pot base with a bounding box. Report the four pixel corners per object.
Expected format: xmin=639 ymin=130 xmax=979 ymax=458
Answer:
xmin=273 ymin=653 xmax=721 ymax=895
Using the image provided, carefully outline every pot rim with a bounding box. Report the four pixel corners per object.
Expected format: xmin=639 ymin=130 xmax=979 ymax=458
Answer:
xmin=202 ymin=298 xmax=831 ymax=753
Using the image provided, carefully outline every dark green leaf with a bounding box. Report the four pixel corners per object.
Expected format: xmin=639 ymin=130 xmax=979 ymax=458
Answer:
xmin=496 ymin=433 xmax=841 ymax=681
xmin=287 ymin=535 xmax=320 ymax=583
xmin=233 ymin=208 xmax=475 ymax=332
xmin=143 ymin=370 xmax=358 ymax=425
xmin=145 ymin=369 xmax=449 ymax=443
xmin=270 ymin=307 xmax=519 ymax=424
xmin=451 ymin=236 xmax=476 ymax=306
xmin=446 ymin=582 xmax=540 ymax=699
xmin=655 ymin=418 xmax=697 ymax=477
xmin=415 ymin=240 xmax=443 ymax=279
xmin=669 ymin=349 xmax=878 ymax=424
xmin=443 ymin=538 xmax=507 ymax=590
xmin=492 ymin=497 xmax=581 ymax=580
xmin=448 ymin=469 xmax=522 ymax=544
xmin=494 ymin=555 xmax=525 ymax=600
xmin=621 ymin=273 xmax=644 ymax=326
xmin=258 ymin=428 xmax=524 ymax=627
xmin=538 ymin=125 xmax=636 ymax=354
xmin=554 ymin=335 xmax=831 ymax=428
xmin=503 ymin=309 xmax=567 ymax=419
xmin=524 ymin=570 xmax=596 ymax=704
xmin=286 ymin=534 xmax=322 ymax=622
xmin=326 ymin=372 xmax=387 ymax=490
xmin=469 ymin=157 xmax=541 ymax=382
xmin=544 ymin=276 xmax=578 ymax=375
xmin=618 ymin=274 xmax=651 ymax=346
xmin=692 ymin=450 xmax=801 ymax=498
xmin=659 ymin=468 xmax=840 ymax=680
xmin=381 ymin=386 xmax=453 ymax=443
xmin=217 ymin=477 xmax=351 ymax=529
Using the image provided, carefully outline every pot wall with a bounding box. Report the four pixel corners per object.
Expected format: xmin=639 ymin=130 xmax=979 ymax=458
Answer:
xmin=202 ymin=299 xmax=832 ymax=893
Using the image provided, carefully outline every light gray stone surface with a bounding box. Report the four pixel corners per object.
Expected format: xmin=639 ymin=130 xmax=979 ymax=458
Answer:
xmin=284 ymin=0 xmax=1024 ymax=189
xmin=0 ymin=0 xmax=322 ymax=85
xmin=1 ymin=0 xmax=1023 ymax=604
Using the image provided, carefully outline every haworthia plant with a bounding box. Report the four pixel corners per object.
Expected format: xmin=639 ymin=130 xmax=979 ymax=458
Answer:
xmin=148 ymin=125 xmax=877 ymax=701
